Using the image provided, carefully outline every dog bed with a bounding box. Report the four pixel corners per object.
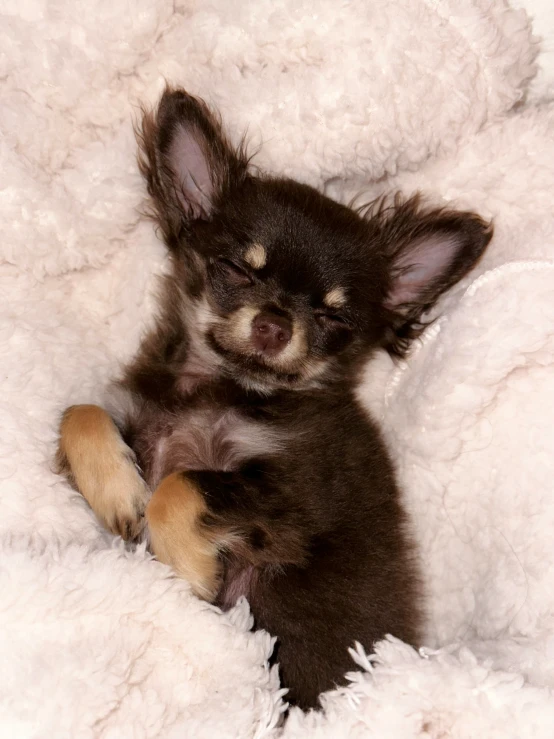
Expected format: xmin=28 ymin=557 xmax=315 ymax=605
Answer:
xmin=1 ymin=0 xmax=554 ymax=735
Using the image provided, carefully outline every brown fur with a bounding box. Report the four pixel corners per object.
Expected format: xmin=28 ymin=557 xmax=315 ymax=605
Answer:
xmin=57 ymin=87 xmax=493 ymax=710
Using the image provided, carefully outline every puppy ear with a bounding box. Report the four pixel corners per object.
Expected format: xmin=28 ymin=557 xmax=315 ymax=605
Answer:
xmin=380 ymin=195 xmax=493 ymax=355
xmin=138 ymin=87 xmax=248 ymax=242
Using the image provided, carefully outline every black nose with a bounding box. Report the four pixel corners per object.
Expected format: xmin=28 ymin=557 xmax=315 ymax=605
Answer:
xmin=251 ymin=311 xmax=292 ymax=357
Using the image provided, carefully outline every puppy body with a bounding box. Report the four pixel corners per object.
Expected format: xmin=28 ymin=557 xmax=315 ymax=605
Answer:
xmin=106 ymin=361 xmax=417 ymax=708
xmin=58 ymin=89 xmax=492 ymax=710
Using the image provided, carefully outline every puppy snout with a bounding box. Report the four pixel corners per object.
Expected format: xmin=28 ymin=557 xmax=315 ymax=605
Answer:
xmin=251 ymin=311 xmax=292 ymax=356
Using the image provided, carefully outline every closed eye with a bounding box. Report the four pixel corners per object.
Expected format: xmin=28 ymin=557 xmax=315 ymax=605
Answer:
xmin=216 ymin=258 xmax=253 ymax=286
xmin=314 ymin=310 xmax=350 ymax=328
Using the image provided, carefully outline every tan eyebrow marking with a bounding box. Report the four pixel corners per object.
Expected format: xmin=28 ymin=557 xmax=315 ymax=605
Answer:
xmin=323 ymin=287 xmax=347 ymax=309
xmin=244 ymin=243 xmax=267 ymax=270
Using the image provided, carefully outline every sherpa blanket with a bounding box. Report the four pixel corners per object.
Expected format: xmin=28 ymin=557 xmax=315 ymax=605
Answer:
xmin=2 ymin=0 xmax=554 ymax=736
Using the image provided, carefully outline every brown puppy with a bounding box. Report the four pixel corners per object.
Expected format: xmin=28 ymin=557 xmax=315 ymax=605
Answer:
xmin=57 ymin=88 xmax=492 ymax=710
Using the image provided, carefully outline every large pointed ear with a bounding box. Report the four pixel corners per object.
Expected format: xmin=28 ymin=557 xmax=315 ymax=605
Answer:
xmin=138 ymin=87 xmax=249 ymax=245
xmin=380 ymin=195 xmax=493 ymax=355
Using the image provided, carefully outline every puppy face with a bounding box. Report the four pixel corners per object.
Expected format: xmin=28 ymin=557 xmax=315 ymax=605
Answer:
xmin=139 ymin=89 xmax=492 ymax=391
xmin=183 ymin=179 xmax=394 ymax=391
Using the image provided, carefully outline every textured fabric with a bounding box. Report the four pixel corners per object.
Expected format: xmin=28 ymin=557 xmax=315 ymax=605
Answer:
xmin=1 ymin=0 xmax=554 ymax=736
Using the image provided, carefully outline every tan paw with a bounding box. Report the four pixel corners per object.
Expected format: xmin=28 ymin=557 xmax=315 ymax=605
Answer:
xmin=99 ymin=448 xmax=150 ymax=541
xmin=146 ymin=472 xmax=222 ymax=601
xmin=58 ymin=405 xmax=151 ymax=541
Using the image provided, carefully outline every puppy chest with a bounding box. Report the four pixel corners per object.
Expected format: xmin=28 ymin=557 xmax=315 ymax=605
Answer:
xmin=145 ymin=407 xmax=282 ymax=487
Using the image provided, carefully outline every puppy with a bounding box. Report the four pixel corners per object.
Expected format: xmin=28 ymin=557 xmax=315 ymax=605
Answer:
xmin=57 ymin=88 xmax=492 ymax=710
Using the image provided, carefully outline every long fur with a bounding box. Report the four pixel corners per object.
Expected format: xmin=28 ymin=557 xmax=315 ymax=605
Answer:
xmin=60 ymin=87 xmax=492 ymax=710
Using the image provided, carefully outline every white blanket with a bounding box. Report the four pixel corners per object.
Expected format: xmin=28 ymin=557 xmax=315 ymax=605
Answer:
xmin=2 ymin=1 xmax=554 ymax=736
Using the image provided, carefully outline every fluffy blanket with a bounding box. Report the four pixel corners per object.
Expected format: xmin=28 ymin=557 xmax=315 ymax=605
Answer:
xmin=2 ymin=0 xmax=554 ymax=736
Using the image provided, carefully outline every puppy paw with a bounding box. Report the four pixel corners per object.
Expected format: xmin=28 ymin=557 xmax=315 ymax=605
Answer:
xmin=58 ymin=404 xmax=151 ymax=542
xmin=101 ymin=451 xmax=150 ymax=541
xmin=146 ymin=473 xmax=223 ymax=601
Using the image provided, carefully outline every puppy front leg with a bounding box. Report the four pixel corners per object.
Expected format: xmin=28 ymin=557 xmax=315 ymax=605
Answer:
xmin=57 ymin=405 xmax=150 ymax=540
xmin=146 ymin=472 xmax=225 ymax=601
xmin=146 ymin=467 xmax=309 ymax=602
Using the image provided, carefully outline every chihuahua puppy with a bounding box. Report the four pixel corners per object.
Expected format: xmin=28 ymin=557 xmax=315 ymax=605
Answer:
xmin=57 ymin=88 xmax=492 ymax=710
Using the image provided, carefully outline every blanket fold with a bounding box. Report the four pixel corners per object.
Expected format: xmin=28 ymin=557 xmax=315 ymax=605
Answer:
xmin=2 ymin=0 xmax=554 ymax=736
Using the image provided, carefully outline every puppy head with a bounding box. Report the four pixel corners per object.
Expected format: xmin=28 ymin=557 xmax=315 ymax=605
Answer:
xmin=139 ymin=88 xmax=492 ymax=392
